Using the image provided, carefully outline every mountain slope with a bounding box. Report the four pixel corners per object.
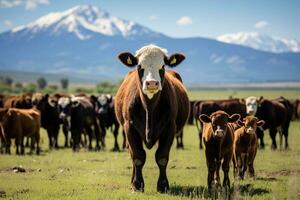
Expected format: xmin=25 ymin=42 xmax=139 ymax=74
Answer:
xmin=217 ymin=32 xmax=300 ymax=53
xmin=0 ymin=5 xmax=299 ymax=85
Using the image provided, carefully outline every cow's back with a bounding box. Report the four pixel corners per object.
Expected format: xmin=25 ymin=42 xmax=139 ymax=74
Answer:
xmin=11 ymin=109 xmax=40 ymax=136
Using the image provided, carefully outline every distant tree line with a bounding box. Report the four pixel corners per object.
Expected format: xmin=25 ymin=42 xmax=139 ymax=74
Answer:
xmin=0 ymin=76 xmax=70 ymax=93
xmin=0 ymin=75 xmax=120 ymax=94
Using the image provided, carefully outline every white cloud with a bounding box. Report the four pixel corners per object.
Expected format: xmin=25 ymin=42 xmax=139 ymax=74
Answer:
xmin=149 ymin=15 xmax=158 ymax=21
xmin=25 ymin=0 xmax=49 ymax=10
xmin=176 ymin=16 xmax=193 ymax=26
xmin=254 ymin=20 xmax=269 ymax=29
xmin=0 ymin=0 xmax=49 ymax=10
xmin=4 ymin=20 xmax=12 ymax=26
xmin=0 ymin=0 xmax=22 ymax=8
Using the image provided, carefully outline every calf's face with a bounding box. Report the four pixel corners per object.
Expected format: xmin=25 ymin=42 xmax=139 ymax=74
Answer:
xmin=238 ymin=116 xmax=265 ymax=134
xmin=118 ymin=44 xmax=185 ymax=99
xmin=200 ymin=111 xmax=240 ymax=138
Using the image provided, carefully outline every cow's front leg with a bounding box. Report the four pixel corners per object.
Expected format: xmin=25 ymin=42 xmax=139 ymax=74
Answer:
xmin=125 ymin=122 xmax=146 ymax=192
xmin=155 ymin=123 xmax=175 ymax=193
xmin=222 ymin=152 xmax=232 ymax=188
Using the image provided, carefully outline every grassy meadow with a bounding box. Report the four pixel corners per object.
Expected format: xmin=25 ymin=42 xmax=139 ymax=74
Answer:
xmin=0 ymin=89 xmax=300 ymax=200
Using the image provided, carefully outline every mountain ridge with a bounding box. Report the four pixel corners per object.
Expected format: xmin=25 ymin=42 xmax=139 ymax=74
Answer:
xmin=0 ymin=5 xmax=299 ymax=85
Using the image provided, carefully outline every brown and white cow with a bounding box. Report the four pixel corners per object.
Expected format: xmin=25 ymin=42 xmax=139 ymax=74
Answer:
xmin=115 ymin=44 xmax=190 ymax=192
xmin=233 ymin=116 xmax=264 ymax=180
xmin=199 ymin=111 xmax=240 ymax=189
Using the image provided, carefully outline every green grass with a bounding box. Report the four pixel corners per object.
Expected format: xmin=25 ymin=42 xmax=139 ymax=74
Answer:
xmin=0 ymin=90 xmax=300 ymax=199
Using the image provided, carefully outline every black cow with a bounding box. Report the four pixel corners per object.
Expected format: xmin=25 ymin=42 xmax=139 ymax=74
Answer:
xmin=59 ymin=96 xmax=101 ymax=151
xmin=91 ymin=94 xmax=124 ymax=151
xmin=32 ymin=93 xmax=60 ymax=149
xmin=242 ymin=96 xmax=292 ymax=149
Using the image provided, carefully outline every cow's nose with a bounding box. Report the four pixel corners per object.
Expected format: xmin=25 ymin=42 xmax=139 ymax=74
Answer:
xmin=146 ymin=80 xmax=159 ymax=90
xmin=248 ymin=110 xmax=254 ymax=115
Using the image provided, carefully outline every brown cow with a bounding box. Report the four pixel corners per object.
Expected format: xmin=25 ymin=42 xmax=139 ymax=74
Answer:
xmin=0 ymin=108 xmax=40 ymax=155
xmin=199 ymin=110 xmax=240 ymax=189
xmin=3 ymin=93 xmax=33 ymax=109
xmin=233 ymin=116 xmax=264 ymax=180
xmin=194 ymin=98 xmax=246 ymax=149
xmin=115 ymin=44 xmax=189 ymax=192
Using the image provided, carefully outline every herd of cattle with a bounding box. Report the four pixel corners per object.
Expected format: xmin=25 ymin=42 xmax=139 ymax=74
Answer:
xmin=1 ymin=44 xmax=300 ymax=192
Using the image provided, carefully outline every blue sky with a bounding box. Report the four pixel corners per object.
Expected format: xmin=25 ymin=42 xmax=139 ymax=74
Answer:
xmin=0 ymin=0 xmax=299 ymax=40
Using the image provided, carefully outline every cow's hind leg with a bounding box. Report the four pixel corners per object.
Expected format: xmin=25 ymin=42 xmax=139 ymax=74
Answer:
xmin=256 ymin=128 xmax=265 ymax=149
xmin=112 ymin=124 xmax=120 ymax=151
xmin=270 ymin=127 xmax=277 ymax=150
xmin=282 ymin=122 xmax=290 ymax=149
xmin=176 ymin=131 xmax=183 ymax=149
xmin=199 ymin=126 xmax=203 ymax=149
xmin=125 ymin=122 xmax=146 ymax=192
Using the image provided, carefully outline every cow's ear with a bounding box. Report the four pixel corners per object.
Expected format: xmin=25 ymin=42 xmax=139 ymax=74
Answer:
xmin=239 ymin=98 xmax=245 ymax=104
xmin=165 ymin=53 xmax=185 ymax=67
xmin=257 ymin=120 xmax=265 ymax=127
xmin=118 ymin=52 xmax=137 ymax=67
xmin=90 ymin=95 xmax=97 ymax=103
xmin=199 ymin=114 xmax=211 ymax=123
xmin=237 ymin=120 xmax=244 ymax=127
xmin=257 ymin=96 xmax=264 ymax=104
xmin=71 ymin=100 xmax=80 ymax=107
xmin=228 ymin=114 xmax=240 ymax=123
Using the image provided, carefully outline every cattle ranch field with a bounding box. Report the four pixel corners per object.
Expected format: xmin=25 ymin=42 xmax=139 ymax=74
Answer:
xmin=1 ymin=89 xmax=300 ymax=200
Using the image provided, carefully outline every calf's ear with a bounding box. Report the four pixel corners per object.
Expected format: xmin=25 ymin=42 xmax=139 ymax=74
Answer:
xmin=118 ymin=52 xmax=137 ymax=67
xmin=228 ymin=114 xmax=240 ymax=123
xmin=165 ymin=53 xmax=185 ymax=67
xmin=257 ymin=120 xmax=265 ymax=127
xmin=199 ymin=114 xmax=211 ymax=123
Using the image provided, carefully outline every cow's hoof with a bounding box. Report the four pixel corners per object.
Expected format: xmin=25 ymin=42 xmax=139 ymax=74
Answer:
xmin=157 ymin=178 xmax=169 ymax=193
xmin=110 ymin=147 xmax=120 ymax=152
xmin=131 ymin=181 xmax=144 ymax=193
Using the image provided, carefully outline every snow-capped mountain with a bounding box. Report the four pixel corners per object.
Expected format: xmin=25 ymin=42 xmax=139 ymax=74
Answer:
xmin=11 ymin=5 xmax=161 ymax=39
xmin=0 ymin=5 xmax=300 ymax=84
xmin=217 ymin=32 xmax=300 ymax=53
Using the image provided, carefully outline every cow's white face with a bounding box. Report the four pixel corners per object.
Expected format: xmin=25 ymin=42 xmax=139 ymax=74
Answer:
xmin=118 ymin=44 xmax=186 ymax=100
xmin=245 ymin=96 xmax=258 ymax=115
xmin=58 ymin=97 xmax=70 ymax=109
xmin=136 ymin=45 xmax=166 ymax=99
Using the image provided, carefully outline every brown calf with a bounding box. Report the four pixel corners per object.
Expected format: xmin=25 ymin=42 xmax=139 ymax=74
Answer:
xmin=199 ymin=110 xmax=240 ymax=189
xmin=233 ymin=116 xmax=264 ymax=180
xmin=115 ymin=44 xmax=189 ymax=192
xmin=194 ymin=98 xmax=246 ymax=149
xmin=0 ymin=108 xmax=40 ymax=155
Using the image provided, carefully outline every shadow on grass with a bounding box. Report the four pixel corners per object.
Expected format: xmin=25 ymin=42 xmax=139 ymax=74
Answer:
xmin=169 ymin=183 xmax=269 ymax=199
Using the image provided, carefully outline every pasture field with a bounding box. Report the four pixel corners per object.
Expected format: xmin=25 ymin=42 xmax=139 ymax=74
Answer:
xmin=0 ymin=89 xmax=300 ymax=200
